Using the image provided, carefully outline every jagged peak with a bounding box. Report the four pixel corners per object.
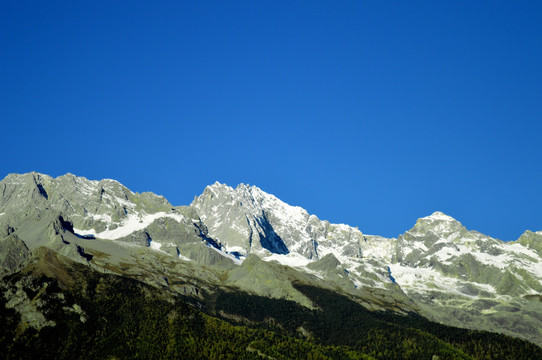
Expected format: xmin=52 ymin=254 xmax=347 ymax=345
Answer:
xmin=407 ymin=211 xmax=466 ymax=238
xmin=55 ymin=173 xmax=133 ymax=195
xmin=58 ymin=172 xmax=80 ymax=179
xmin=422 ymin=211 xmax=458 ymax=222
xmin=60 ymin=172 xmax=94 ymax=181
xmin=204 ymin=181 xmax=233 ymax=192
xmin=235 ymin=183 xmax=252 ymax=190
xmin=98 ymin=178 xmax=125 ymax=187
xmin=56 ymin=173 xmax=97 ymax=185
xmin=201 ymin=182 xmax=270 ymax=202
xmin=235 ymin=183 xmax=266 ymax=193
xmin=198 ymin=182 xmax=312 ymax=221
xmin=1 ymin=172 xmax=52 ymax=184
xmin=3 ymin=172 xmax=99 ymax=187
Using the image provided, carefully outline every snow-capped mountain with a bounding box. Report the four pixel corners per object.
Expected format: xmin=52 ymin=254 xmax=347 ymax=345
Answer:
xmin=192 ymin=182 xmax=542 ymax=345
xmin=388 ymin=212 xmax=542 ymax=344
xmin=1 ymin=172 xmax=541 ymax=346
xmin=191 ymin=182 xmax=364 ymax=263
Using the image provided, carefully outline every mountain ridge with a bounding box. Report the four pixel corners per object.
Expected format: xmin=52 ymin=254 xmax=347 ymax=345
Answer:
xmin=1 ymin=172 xmax=542 ymax=348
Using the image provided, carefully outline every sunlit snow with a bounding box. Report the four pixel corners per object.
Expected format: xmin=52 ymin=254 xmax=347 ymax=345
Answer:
xmin=264 ymin=252 xmax=312 ymax=267
xmin=149 ymin=240 xmax=162 ymax=251
xmin=74 ymin=212 xmax=185 ymax=240
xmin=208 ymin=244 xmax=243 ymax=265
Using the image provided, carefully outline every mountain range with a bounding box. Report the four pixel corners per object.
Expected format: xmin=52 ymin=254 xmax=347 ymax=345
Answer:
xmin=1 ymin=172 xmax=541 ymax=359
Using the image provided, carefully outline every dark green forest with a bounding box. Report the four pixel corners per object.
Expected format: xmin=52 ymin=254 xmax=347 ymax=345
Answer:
xmin=215 ymin=285 xmax=542 ymax=360
xmin=1 ymin=259 xmax=541 ymax=360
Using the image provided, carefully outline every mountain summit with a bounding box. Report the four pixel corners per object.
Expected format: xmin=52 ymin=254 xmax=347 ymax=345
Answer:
xmin=1 ymin=172 xmax=542 ymax=350
xmin=191 ymin=181 xmax=364 ymax=261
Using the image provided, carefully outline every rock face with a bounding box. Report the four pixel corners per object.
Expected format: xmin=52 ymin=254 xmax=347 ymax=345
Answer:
xmin=518 ymin=230 xmax=542 ymax=254
xmin=387 ymin=212 xmax=542 ymax=345
xmin=0 ymin=233 xmax=30 ymax=275
xmin=391 ymin=212 xmax=542 ymax=298
xmin=191 ymin=182 xmax=364 ymax=260
xmin=0 ymin=172 xmax=206 ymax=259
xmin=1 ymin=172 xmax=542 ymax=347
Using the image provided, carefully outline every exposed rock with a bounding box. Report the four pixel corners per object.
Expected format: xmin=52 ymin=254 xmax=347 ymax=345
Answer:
xmin=1 ymin=172 xmax=542 ymax=347
xmin=0 ymin=234 xmax=31 ymax=276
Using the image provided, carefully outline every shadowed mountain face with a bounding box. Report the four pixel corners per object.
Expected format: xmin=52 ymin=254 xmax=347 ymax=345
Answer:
xmin=1 ymin=172 xmax=542 ymax=353
xmin=4 ymin=248 xmax=542 ymax=360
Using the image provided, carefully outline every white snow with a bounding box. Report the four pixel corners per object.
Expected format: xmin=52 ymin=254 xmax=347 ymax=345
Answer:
xmin=433 ymin=246 xmax=459 ymax=265
xmin=317 ymin=246 xmax=349 ymax=264
xmin=505 ymin=242 xmax=539 ymax=259
xmin=470 ymin=250 xmax=508 ymax=269
xmin=178 ymin=253 xmax=192 ymax=262
xmin=388 ymin=263 xmax=492 ymax=299
xmin=360 ymin=236 xmax=395 ymax=262
xmin=264 ymin=252 xmax=312 ymax=267
xmin=351 ymin=278 xmax=364 ymax=289
xmin=149 ymin=240 xmax=162 ymax=251
xmin=208 ymin=245 xmax=243 ymax=265
xmin=195 ymin=182 xmax=368 ymax=269
xmin=73 ymin=212 xmax=185 ymax=240
xmin=90 ymin=213 xmax=112 ymax=223
xmin=175 ymin=182 xmax=542 ymax=300
xmin=77 ymin=180 xmax=97 ymax=197
xmin=223 ymin=245 xmax=247 ymax=256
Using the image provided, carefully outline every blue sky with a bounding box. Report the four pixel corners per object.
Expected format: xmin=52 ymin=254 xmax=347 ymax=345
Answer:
xmin=1 ymin=1 xmax=541 ymax=241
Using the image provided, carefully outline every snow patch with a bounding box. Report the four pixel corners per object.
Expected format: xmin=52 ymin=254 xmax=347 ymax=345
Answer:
xmin=470 ymin=250 xmax=508 ymax=269
xmin=264 ymin=252 xmax=312 ymax=267
xmin=361 ymin=236 xmax=395 ymax=262
xmin=222 ymin=245 xmax=247 ymax=260
xmin=223 ymin=245 xmax=246 ymax=255
xmin=389 ymin=262 xmax=502 ymax=300
xmin=149 ymin=240 xmax=162 ymax=251
xmin=505 ymin=242 xmax=539 ymax=259
xmin=208 ymin=244 xmax=243 ymax=265
xmin=178 ymin=253 xmax=192 ymax=262
xmin=88 ymin=213 xmax=112 ymax=223
xmin=73 ymin=212 xmax=185 ymax=240
xmin=389 ymin=264 xmax=461 ymax=296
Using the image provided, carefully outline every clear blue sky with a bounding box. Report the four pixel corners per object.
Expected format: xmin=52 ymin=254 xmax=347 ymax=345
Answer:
xmin=1 ymin=1 xmax=541 ymax=241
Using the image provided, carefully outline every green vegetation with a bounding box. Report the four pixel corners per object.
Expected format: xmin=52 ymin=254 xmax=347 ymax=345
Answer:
xmin=214 ymin=284 xmax=542 ymax=360
xmin=1 ymin=254 xmax=541 ymax=360
xmin=0 ymin=261 xmax=374 ymax=360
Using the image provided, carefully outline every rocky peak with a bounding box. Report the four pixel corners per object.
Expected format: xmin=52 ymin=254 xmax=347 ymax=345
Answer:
xmin=517 ymin=230 xmax=542 ymax=254
xmin=191 ymin=182 xmax=288 ymax=255
xmin=393 ymin=211 xmax=468 ymax=266
xmin=407 ymin=211 xmax=466 ymax=240
xmin=2 ymin=172 xmax=542 ymax=347
xmin=0 ymin=173 xmax=52 ymax=213
xmin=0 ymin=173 xmax=173 ymax=236
xmin=423 ymin=211 xmax=457 ymax=222
xmin=192 ymin=182 xmax=363 ymax=261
